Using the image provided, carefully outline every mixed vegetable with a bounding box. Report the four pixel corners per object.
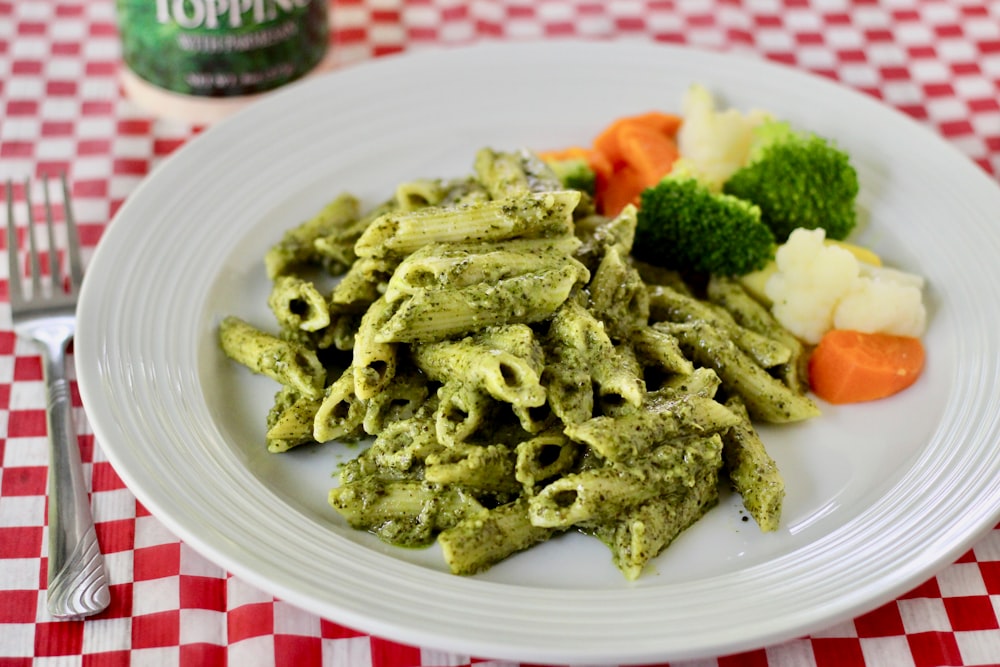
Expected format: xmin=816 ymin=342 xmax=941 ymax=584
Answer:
xmin=540 ymin=85 xmax=927 ymax=405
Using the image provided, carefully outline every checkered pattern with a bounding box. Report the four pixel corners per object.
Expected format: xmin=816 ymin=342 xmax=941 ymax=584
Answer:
xmin=2 ymin=1 xmax=1000 ymax=665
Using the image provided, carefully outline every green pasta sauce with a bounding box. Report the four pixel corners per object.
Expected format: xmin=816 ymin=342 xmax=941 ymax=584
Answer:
xmin=116 ymin=0 xmax=329 ymax=97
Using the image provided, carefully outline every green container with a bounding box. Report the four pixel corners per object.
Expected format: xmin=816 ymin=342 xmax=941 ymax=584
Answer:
xmin=117 ymin=0 xmax=329 ymax=98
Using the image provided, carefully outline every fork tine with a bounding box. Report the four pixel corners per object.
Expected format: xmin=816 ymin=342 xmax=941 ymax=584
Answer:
xmin=42 ymin=175 xmax=64 ymax=293
xmin=24 ymin=178 xmax=43 ymax=299
xmin=60 ymin=174 xmax=84 ymax=292
xmin=4 ymin=181 xmax=22 ymax=307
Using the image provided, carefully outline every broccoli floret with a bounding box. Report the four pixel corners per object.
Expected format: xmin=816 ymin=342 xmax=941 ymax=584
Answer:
xmin=544 ymin=157 xmax=596 ymax=195
xmin=722 ymin=119 xmax=859 ymax=243
xmin=634 ymin=173 xmax=776 ymax=276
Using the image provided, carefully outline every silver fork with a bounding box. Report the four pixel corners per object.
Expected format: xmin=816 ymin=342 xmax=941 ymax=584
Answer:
xmin=5 ymin=175 xmax=110 ymax=618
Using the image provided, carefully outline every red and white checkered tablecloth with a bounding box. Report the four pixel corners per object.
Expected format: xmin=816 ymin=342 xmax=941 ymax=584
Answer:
xmin=2 ymin=1 xmax=1000 ymax=666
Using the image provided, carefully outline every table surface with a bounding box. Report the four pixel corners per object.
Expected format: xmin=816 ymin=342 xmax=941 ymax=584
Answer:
xmin=2 ymin=1 xmax=1000 ymax=666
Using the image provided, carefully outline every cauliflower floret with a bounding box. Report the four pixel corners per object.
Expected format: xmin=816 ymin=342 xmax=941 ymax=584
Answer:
xmin=765 ymin=227 xmax=927 ymax=344
xmin=765 ymin=228 xmax=859 ymax=344
xmin=834 ymin=277 xmax=926 ymax=337
xmin=675 ymin=84 xmax=770 ymax=191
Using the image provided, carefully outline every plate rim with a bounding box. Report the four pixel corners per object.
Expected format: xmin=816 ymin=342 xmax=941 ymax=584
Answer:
xmin=76 ymin=39 xmax=1000 ymax=664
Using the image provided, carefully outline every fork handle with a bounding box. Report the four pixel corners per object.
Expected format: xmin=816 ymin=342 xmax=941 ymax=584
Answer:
xmin=38 ymin=326 xmax=111 ymax=618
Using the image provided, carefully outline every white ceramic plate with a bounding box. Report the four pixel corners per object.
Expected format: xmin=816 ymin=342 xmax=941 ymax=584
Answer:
xmin=76 ymin=41 xmax=1000 ymax=664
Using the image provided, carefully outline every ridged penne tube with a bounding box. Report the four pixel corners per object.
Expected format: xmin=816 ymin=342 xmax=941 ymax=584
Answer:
xmin=218 ymin=316 xmax=325 ymax=399
xmin=474 ymin=147 xmax=534 ymax=198
xmin=326 ymin=310 xmax=363 ymax=351
xmin=438 ymin=177 xmax=491 ymax=207
xmin=575 ymin=204 xmax=637 ymax=269
xmin=434 ymin=382 xmax=496 ymax=447
xmin=279 ymin=315 xmax=342 ymax=352
xmin=314 ymin=199 xmax=396 ymax=270
xmin=518 ymin=148 xmax=567 ymax=193
xmin=705 ymin=275 xmax=809 ymax=394
xmin=600 ymin=344 xmax=645 ymax=418
xmin=511 ymin=401 xmax=553 ymax=434
xmin=546 ymin=301 xmax=645 ymax=414
xmin=589 ymin=341 xmax=646 ymax=415
xmin=514 ymin=430 xmax=578 ymax=490
xmin=313 ymin=367 xmax=366 ymax=443
xmin=352 ymin=295 xmax=397 ymax=400
xmin=438 ymin=498 xmax=559 ymax=576
xmin=658 ymin=321 xmax=821 ymax=423
xmin=383 ymin=237 xmax=583 ymax=303
xmin=424 ymin=443 xmax=520 ymax=495
xmin=591 ymin=444 xmax=721 ymax=581
xmin=475 ymin=323 xmax=546 ymax=367
xmin=361 ymin=369 xmax=430 ymax=435
xmin=411 ymin=331 xmax=545 ymax=409
xmin=376 ymin=263 xmax=588 ymax=343
xmin=265 ymin=393 xmax=322 ymax=453
xmin=330 ymin=256 xmax=396 ymax=309
xmin=586 ymin=246 xmax=649 ymax=340
xmin=268 ymin=276 xmax=331 ymax=332
xmin=631 ymin=326 xmax=696 ymax=377
xmin=542 ymin=363 xmax=592 ymax=426
xmin=364 ymin=408 xmax=443 ymax=477
xmin=328 ymin=478 xmax=483 ymax=547
xmin=542 ymin=302 xmax=595 ymax=424
xmin=721 ymin=396 xmax=784 ymax=532
xmin=649 ymin=367 xmax=722 ymax=401
xmin=648 ymin=284 xmax=792 ymax=369
xmin=563 ymin=395 xmax=739 ymax=464
xmin=394 ymin=178 xmax=445 ymax=211
xmin=528 ymin=434 xmax=721 ymax=530
xmin=353 ymin=190 xmax=581 ymax=260
xmin=264 ymin=193 xmax=361 ymax=279
xmin=474 ymin=148 xmax=563 ymax=199
xmin=528 ymin=466 xmax=657 ymax=528
xmin=597 ymin=491 xmax=710 ymax=581
xmin=654 ymin=322 xmax=820 ymax=423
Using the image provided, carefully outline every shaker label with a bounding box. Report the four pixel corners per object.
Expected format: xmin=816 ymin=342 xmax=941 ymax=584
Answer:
xmin=117 ymin=0 xmax=328 ymax=97
xmin=155 ymin=0 xmax=311 ymax=29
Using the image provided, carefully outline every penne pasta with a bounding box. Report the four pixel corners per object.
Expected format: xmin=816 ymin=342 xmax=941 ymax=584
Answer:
xmin=218 ymin=315 xmax=325 ymax=399
xmin=313 ymin=366 xmax=366 ymax=443
xmin=219 ymin=144 xmax=810 ymax=581
xmin=351 ymin=295 xmax=398 ymax=400
xmin=411 ymin=331 xmax=545 ymax=409
xmin=265 ymin=193 xmax=361 ymax=278
xmin=268 ymin=275 xmax=331 ymax=333
xmin=376 ymin=262 xmax=588 ymax=343
xmin=383 ymin=237 xmax=583 ymax=303
xmin=438 ymin=498 xmax=560 ymax=576
xmin=353 ymin=190 xmax=581 ymax=259
xmin=658 ymin=320 xmax=820 ymax=423
xmin=721 ymin=396 xmax=784 ymax=532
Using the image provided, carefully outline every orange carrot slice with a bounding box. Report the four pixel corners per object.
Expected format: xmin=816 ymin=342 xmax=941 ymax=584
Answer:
xmin=593 ymin=111 xmax=682 ymax=166
xmin=616 ymin=122 xmax=680 ymax=188
xmin=808 ymin=330 xmax=926 ymax=404
xmin=599 ymin=163 xmax=647 ymax=217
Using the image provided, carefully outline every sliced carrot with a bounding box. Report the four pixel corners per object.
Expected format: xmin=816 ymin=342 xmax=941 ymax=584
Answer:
xmin=599 ymin=163 xmax=647 ymax=217
xmin=587 ymin=149 xmax=614 ymax=191
xmin=593 ymin=111 xmax=682 ymax=166
xmin=616 ymin=122 xmax=679 ymax=188
xmin=543 ymin=111 xmax=683 ymax=216
xmin=808 ymin=330 xmax=925 ymax=404
xmin=629 ymin=110 xmax=683 ymax=139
